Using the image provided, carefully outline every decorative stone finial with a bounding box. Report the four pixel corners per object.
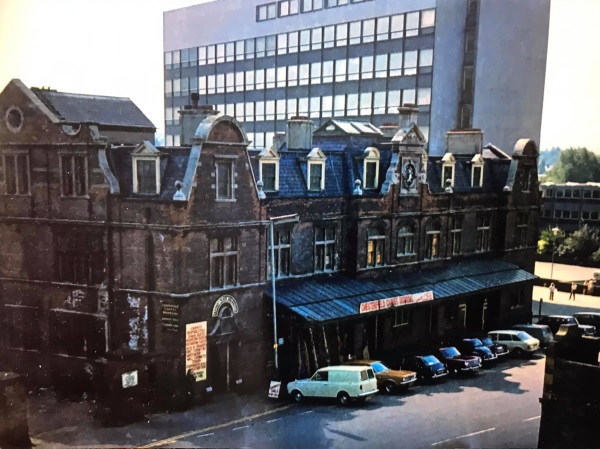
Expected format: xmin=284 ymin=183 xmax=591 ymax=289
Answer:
xmin=173 ymin=180 xmax=186 ymax=201
xmin=353 ymin=179 xmax=363 ymax=196
xmin=257 ymin=180 xmax=267 ymax=199
xmin=444 ymin=178 xmax=453 ymax=194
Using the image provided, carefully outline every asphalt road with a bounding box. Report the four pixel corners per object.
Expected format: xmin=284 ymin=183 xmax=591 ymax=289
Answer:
xmin=151 ymin=355 xmax=545 ymax=449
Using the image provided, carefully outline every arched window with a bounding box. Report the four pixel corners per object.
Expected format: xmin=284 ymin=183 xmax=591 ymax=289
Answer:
xmin=363 ymin=147 xmax=380 ymax=189
xmin=367 ymin=227 xmax=385 ymax=267
xmin=425 ymin=221 xmax=441 ymax=260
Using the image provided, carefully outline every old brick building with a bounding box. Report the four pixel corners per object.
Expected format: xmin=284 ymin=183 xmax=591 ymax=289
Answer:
xmin=0 ymin=79 xmax=540 ymax=407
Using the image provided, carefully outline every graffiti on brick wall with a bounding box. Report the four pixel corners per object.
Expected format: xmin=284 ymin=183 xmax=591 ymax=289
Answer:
xmin=127 ymin=295 xmax=148 ymax=351
xmin=65 ymin=289 xmax=85 ymax=309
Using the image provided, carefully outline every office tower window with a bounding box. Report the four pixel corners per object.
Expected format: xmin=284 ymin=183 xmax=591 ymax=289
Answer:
xmin=288 ymin=65 xmax=298 ymax=86
xmin=375 ymin=54 xmax=388 ymax=78
xmin=417 ymin=87 xmax=431 ymax=105
xmin=266 ymin=35 xmax=276 ymax=56
xmin=198 ymin=47 xmax=206 ymax=65
xmin=173 ymin=78 xmax=181 ymax=96
xmin=309 ymin=97 xmax=321 ymax=118
xmin=373 ymin=91 xmax=386 ymax=114
xmin=311 ymin=62 xmax=322 ymax=84
xmin=312 ymin=27 xmax=323 ymax=50
xmin=315 ymin=227 xmax=336 ymax=272
xmin=226 ymin=73 xmax=234 ymax=92
xmin=403 ymin=88 xmax=416 ymax=105
xmin=363 ymin=18 xmax=375 ymax=42
xmin=420 ymin=49 xmax=433 ymax=68
xmin=300 ymin=30 xmax=311 ymax=51
xmin=288 ymin=31 xmax=299 ymax=53
xmin=404 ymin=50 xmax=418 ymax=75
xmin=335 ymin=59 xmax=347 ymax=82
xmin=266 ymin=100 xmax=276 ymax=120
xmin=279 ymin=0 xmax=298 ymax=17
xmin=391 ymin=14 xmax=404 ymax=39
xmin=349 ymin=21 xmax=361 ymax=45
xmin=164 ymin=51 xmax=172 ymax=68
xmin=225 ymin=42 xmax=235 ymax=62
xmin=277 ymin=99 xmax=286 ymax=120
xmin=265 ymin=68 xmax=275 ymax=89
xmin=216 ymin=74 xmax=225 ymax=93
xmin=235 ymin=103 xmax=244 ymax=121
xmin=334 ymin=94 xmax=346 ymax=115
xmin=324 ymin=25 xmax=335 ymax=47
xmin=406 ymin=11 xmax=420 ymax=37
xmin=180 ymin=77 xmax=190 ymax=97
xmin=256 ymin=69 xmax=265 ymax=90
xmin=244 ymin=70 xmax=254 ymax=90
xmin=287 ymin=98 xmax=298 ymax=117
xmin=347 ymin=93 xmax=359 ymax=115
xmin=277 ymin=33 xmax=288 ymax=55
xmin=389 ymin=53 xmax=402 ymax=77
xmin=336 ymin=23 xmax=348 ymax=46
xmin=165 ymin=80 xmax=172 ymax=97
xmin=360 ymin=92 xmax=372 ymax=116
xmin=235 ymin=72 xmax=244 ymax=92
xmin=302 ymin=0 xmax=323 ymax=12
xmin=245 ymin=38 xmax=255 ymax=58
xmin=322 ymin=95 xmax=333 ymax=117
xmin=348 ymin=57 xmax=360 ymax=80
xmin=216 ymin=43 xmax=225 ymax=63
xmin=376 ymin=16 xmax=390 ymax=41
xmin=323 ymin=61 xmax=334 ymax=83
xmin=387 ymin=91 xmax=400 ymax=113
xmin=299 ymin=64 xmax=310 ymax=85
xmin=235 ymin=40 xmax=245 ymax=60
xmin=245 ymin=102 xmax=255 ymax=121
xmin=257 ymin=3 xmax=277 ymax=21
xmin=421 ymin=8 xmax=436 ymax=28
xmin=173 ymin=50 xmax=181 ymax=65
xmin=299 ymin=97 xmax=309 ymax=116
xmin=361 ymin=55 xmax=373 ymax=79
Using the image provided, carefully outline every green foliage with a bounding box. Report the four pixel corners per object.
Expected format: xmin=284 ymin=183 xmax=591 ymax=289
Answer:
xmin=537 ymin=227 xmax=565 ymax=255
xmin=544 ymin=147 xmax=600 ymax=183
xmin=557 ymin=225 xmax=600 ymax=262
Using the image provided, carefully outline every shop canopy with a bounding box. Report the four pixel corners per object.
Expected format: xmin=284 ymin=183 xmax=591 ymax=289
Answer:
xmin=274 ymin=259 xmax=537 ymax=323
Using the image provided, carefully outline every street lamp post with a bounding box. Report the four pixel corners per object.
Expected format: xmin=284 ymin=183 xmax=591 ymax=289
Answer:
xmin=269 ymin=214 xmax=299 ymax=379
xmin=549 ymin=226 xmax=560 ymax=281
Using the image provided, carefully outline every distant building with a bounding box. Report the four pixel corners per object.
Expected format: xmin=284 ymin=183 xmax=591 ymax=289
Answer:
xmin=0 ymin=79 xmax=540 ymax=406
xmin=540 ymin=183 xmax=600 ymax=232
xmin=163 ymin=0 xmax=550 ymax=155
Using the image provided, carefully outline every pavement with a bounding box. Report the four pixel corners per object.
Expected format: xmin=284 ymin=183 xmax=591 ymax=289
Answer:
xmin=23 ymin=261 xmax=600 ymax=448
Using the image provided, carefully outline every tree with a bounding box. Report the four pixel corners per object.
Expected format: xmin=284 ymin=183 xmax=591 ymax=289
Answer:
xmin=538 ymin=147 xmax=561 ymax=174
xmin=537 ymin=227 xmax=565 ymax=256
xmin=557 ymin=225 xmax=600 ymax=263
xmin=544 ymin=147 xmax=600 ymax=183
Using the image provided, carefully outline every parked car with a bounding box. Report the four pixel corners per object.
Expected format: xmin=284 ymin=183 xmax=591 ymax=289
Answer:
xmin=479 ymin=336 xmax=510 ymax=357
xmin=537 ymin=315 xmax=596 ymax=336
xmin=435 ymin=347 xmax=482 ymax=374
xmin=399 ymin=355 xmax=449 ymax=382
xmin=456 ymin=338 xmax=498 ymax=364
xmin=487 ymin=330 xmax=540 ymax=356
xmin=573 ymin=312 xmax=600 ymax=336
xmin=287 ymin=365 xmax=378 ymax=406
xmin=346 ymin=360 xmax=417 ymax=393
xmin=511 ymin=324 xmax=555 ymax=347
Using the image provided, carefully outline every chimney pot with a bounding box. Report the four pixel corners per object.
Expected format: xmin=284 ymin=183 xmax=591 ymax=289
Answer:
xmin=191 ymin=92 xmax=200 ymax=109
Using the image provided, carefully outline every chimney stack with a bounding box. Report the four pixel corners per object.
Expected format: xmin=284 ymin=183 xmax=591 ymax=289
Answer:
xmin=286 ymin=116 xmax=313 ymax=150
xmin=179 ymin=93 xmax=219 ymax=145
xmin=272 ymin=132 xmax=286 ymax=151
xmin=398 ymin=104 xmax=419 ymax=130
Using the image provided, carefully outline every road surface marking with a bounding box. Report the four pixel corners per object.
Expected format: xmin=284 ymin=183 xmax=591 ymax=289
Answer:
xmin=139 ymin=404 xmax=293 ymax=448
xmin=431 ymin=427 xmax=496 ymax=446
xmin=299 ymin=410 xmax=313 ymax=415
xmin=266 ymin=418 xmax=282 ymax=423
xmin=233 ymin=425 xmax=249 ymax=431
xmin=198 ymin=433 xmax=214 ymax=438
xmin=523 ymin=416 xmax=541 ymax=422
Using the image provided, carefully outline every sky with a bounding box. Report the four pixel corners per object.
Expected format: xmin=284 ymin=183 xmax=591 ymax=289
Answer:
xmin=0 ymin=0 xmax=599 ymax=152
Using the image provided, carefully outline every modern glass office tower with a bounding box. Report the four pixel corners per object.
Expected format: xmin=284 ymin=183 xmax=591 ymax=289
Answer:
xmin=163 ymin=0 xmax=550 ymax=155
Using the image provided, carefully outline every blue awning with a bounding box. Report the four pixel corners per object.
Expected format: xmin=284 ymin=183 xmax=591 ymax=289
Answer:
xmin=274 ymin=259 xmax=537 ymax=322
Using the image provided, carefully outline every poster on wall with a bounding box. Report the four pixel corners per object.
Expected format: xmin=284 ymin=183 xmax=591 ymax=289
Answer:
xmin=186 ymin=321 xmax=208 ymax=382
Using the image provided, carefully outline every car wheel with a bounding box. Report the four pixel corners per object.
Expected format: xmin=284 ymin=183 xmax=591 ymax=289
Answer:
xmin=383 ymin=382 xmax=396 ymax=394
xmin=513 ymin=347 xmax=524 ymax=357
xmin=337 ymin=391 xmax=351 ymax=406
xmin=291 ymin=390 xmax=303 ymax=403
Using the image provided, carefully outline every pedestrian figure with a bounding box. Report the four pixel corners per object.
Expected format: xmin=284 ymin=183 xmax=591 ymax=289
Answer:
xmin=549 ymin=283 xmax=556 ymax=301
xmin=569 ymin=282 xmax=577 ymax=301
xmin=185 ymin=369 xmax=196 ymax=409
xmin=586 ymin=279 xmax=595 ymax=295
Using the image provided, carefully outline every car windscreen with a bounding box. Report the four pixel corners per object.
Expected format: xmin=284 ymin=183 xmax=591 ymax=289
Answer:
xmin=422 ymin=355 xmax=440 ymax=366
xmin=517 ymin=331 xmax=533 ymax=340
xmin=370 ymin=361 xmax=389 ymax=373
xmin=440 ymin=347 xmax=460 ymax=357
xmin=471 ymin=338 xmax=483 ymax=347
xmin=480 ymin=337 xmax=493 ymax=345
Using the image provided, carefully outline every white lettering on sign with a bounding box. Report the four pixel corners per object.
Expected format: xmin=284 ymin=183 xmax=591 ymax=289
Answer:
xmin=186 ymin=322 xmax=208 ymax=382
xmin=359 ymin=291 xmax=434 ymax=313
xmin=212 ymin=294 xmax=239 ymax=317
xmin=121 ymin=370 xmax=138 ymax=389
xmin=268 ymin=381 xmax=281 ymax=399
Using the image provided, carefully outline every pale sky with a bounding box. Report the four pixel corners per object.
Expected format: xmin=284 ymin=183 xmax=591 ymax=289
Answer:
xmin=0 ymin=0 xmax=598 ymax=151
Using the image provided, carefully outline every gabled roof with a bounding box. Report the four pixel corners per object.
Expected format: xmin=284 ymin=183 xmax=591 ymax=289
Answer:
xmin=31 ymin=88 xmax=155 ymax=129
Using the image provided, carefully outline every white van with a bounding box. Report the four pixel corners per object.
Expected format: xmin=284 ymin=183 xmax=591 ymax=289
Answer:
xmin=287 ymin=365 xmax=378 ymax=405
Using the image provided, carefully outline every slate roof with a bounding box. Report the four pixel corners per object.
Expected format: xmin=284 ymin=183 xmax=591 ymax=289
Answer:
xmin=31 ymin=88 xmax=155 ymax=129
xmin=106 ymin=145 xmax=191 ymax=201
xmin=274 ymin=259 xmax=536 ymax=322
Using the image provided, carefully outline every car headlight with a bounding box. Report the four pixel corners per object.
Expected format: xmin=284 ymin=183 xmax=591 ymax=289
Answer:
xmin=463 ymin=361 xmax=469 ymax=367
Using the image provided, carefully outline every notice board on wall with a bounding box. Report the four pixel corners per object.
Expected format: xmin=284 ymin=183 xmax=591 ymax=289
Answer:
xmin=185 ymin=321 xmax=207 ymax=382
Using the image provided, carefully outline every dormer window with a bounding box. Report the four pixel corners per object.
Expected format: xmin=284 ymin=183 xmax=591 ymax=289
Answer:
xmin=306 ymin=148 xmax=326 ymax=191
xmin=132 ymin=141 xmax=161 ymax=195
xmin=471 ymin=154 xmax=484 ymax=188
xmin=363 ymin=147 xmax=380 ymax=189
xmin=258 ymin=147 xmax=280 ymax=192
xmin=441 ymin=153 xmax=455 ymax=188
